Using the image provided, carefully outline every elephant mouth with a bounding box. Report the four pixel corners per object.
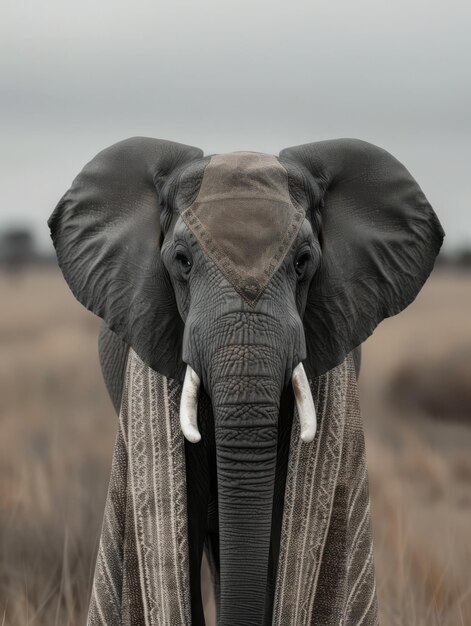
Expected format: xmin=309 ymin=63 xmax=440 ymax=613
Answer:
xmin=179 ymin=361 xmax=316 ymax=444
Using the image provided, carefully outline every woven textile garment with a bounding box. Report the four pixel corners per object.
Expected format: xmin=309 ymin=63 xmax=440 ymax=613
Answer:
xmin=87 ymin=346 xmax=379 ymax=626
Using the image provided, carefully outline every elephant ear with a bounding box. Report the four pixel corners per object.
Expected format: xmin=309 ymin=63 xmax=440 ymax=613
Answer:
xmin=279 ymin=138 xmax=445 ymax=379
xmin=48 ymin=136 xmax=203 ymax=381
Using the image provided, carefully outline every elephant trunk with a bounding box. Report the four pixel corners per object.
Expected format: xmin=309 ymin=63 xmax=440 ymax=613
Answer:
xmin=211 ymin=370 xmax=280 ymax=626
xmin=179 ymin=310 xmax=315 ymax=624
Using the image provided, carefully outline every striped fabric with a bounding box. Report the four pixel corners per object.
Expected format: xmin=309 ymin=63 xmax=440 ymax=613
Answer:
xmin=272 ymin=350 xmax=379 ymax=625
xmin=87 ymin=348 xmax=378 ymax=625
xmin=87 ymin=348 xmax=191 ymax=626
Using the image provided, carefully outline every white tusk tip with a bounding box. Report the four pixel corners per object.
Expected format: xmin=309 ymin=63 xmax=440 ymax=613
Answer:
xmin=300 ymin=426 xmax=316 ymax=443
xmin=180 ymin=364 xmax=202 ymax=444
xmin=292 ymin=362 xmax=317 ymax=444
xmin=182 ymin=426 xmax=201 ymax=444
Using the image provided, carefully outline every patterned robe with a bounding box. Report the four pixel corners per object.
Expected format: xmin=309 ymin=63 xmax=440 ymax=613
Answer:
xmin=87 ymin=348 xmax=378 ymax=625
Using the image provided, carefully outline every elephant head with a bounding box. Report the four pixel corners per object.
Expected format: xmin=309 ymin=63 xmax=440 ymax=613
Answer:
xmin=48 ymin=136 xmax=444 ymax=626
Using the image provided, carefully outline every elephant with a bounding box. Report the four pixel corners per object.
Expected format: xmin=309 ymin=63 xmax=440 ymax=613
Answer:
xmin=48 ymin=137 xmax=444 ymax=626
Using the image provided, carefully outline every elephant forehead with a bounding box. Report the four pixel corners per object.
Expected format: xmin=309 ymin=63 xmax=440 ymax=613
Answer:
xmin=180 ymin=152 xmax=305 ymax=306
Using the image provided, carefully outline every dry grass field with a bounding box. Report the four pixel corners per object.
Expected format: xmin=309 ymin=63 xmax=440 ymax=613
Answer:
xmin=0 ymin=266 xmax=470 ymax=625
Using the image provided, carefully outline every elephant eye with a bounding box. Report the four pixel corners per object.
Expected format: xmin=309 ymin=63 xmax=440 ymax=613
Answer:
xmin=294 ymin=250 xmax=312 ymax=279
xmin=175 ymin=249 xmax=192 ymax=276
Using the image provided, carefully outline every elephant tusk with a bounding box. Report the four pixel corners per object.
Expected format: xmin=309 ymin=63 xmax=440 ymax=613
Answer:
xmin=292 ymin=362 xmax=317 ymax=443
xmin=180 ymin=364 xmax=202 ymax=443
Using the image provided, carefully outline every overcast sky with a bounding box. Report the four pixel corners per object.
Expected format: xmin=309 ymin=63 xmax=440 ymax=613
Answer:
xmin=1 ymin=0 xmax=470 ymax=251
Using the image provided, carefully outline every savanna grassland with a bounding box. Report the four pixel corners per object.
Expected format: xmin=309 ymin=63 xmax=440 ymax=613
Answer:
xmin=0 ymin=266 xmax=470 ymax=625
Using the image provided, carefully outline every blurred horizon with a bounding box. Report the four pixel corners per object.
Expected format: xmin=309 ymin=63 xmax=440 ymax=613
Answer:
xmin=1 ymin=0 xmax=470 ymax=252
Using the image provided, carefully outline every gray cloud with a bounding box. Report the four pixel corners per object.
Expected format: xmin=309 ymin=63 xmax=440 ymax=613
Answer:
xmin=1 ymin=0 xmax=470 ymax=250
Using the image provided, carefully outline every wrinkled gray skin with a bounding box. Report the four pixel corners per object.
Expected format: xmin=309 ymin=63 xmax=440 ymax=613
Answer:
xmin=99 ymin=216 xmax=361 ymax=626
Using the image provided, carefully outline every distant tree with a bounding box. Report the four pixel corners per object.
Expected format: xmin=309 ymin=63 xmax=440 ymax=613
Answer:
xmin=455 ymin=247 xmax=471 ymax=269
xmin=0 ymin=227 xmax=37 ymax=272
xmin=434 ymin=245 xmax=471 ymax=270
